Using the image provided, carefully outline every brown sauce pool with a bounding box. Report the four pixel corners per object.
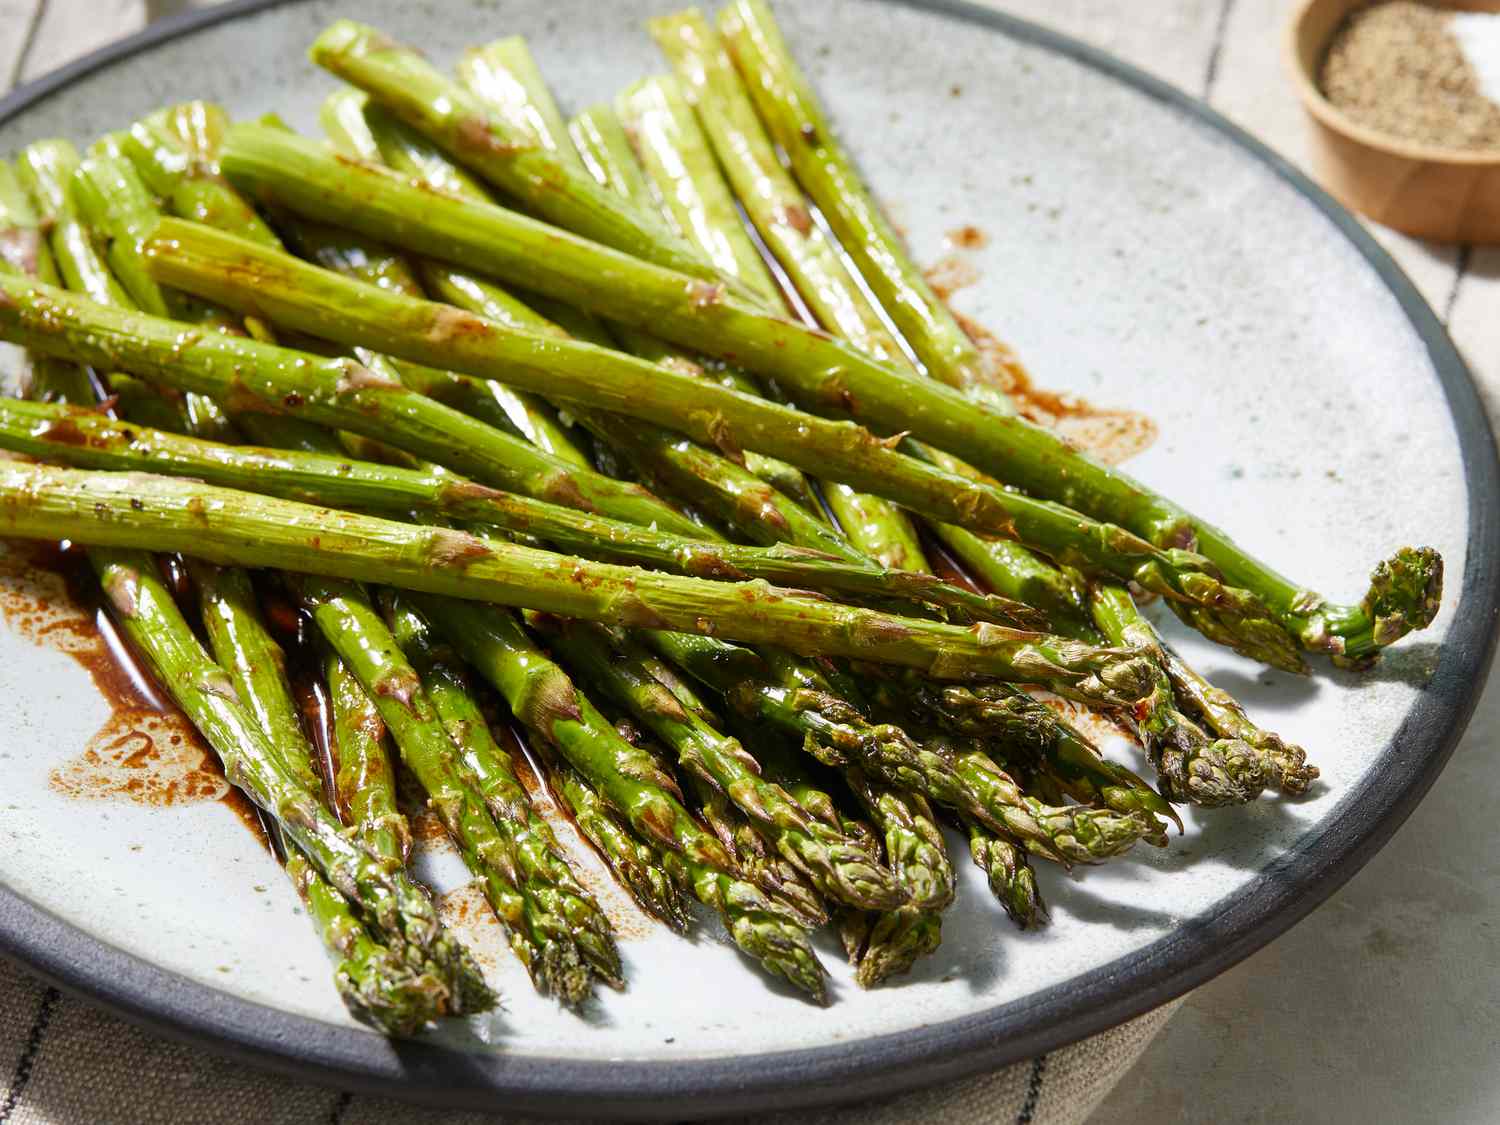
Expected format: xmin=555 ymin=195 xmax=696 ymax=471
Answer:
xmin=0 ymin=542 xmax=268 ymax=849
xmin=923 ymin=227 xmax=1160 ymax=467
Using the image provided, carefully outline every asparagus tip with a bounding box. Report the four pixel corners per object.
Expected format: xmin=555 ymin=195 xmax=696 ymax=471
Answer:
xmin=1363 ymin=545 xmax=1444 ymax=649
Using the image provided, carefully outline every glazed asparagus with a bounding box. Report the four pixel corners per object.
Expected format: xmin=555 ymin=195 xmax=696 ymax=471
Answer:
xmin=213 ymin=118 xmax=1439 ymax=666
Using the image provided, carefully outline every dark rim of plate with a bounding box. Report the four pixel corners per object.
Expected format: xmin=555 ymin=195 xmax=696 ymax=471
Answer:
xmin=0 ymin=0 xmax=1496 ymax=1118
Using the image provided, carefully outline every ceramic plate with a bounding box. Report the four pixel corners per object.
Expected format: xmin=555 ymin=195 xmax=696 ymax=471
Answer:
xmin=0 ymin=0 xmax=1495 ymax=1117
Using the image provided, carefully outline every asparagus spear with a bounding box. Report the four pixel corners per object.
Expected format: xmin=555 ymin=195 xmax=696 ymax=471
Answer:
xmin=15 ymin=140 xmax=133 ymax=306
xmin=864 ymin=669 xmax=1177 ymax=829
xmin=67 ymin=144 xmax=242 ymax=442
xmin=1160 ymin=640 xmax=1319 ymax=796
xmin=965 ymin=818 xmax=1046 ymax=930
xmin=1088 ymin=582 xmax=1290 ymax=806
xmin=650 ymin=632 xmax=1151 ymax=857
xmin=613 ymin=76 xmax=780 ymax=305
xmin=13 ymin=140 xmax=186 ymax=433
xmin=0 ymin=161 xmax=58 ymax=282
xmin=680 ymin=773 xmax=828 ymax=928
xmin=0 ymin=269 xmax=702 ymax=538
xmin=281 ymin=843 xmax=448 ymax=1034
xmin=85 ymin=547 xmax=486 ymax=1014
xmin=569 ymin=105 xmax=656 ymax=203
xmin=605 ymin=705 xmax=828 ymax=926
xmin=531 ymin=745 xmax=693 ymax=931
xmin=456 ymin=38 xmax=582 ymax=174
xmin=844 ymin=768 xmax=954 ymax=912
xmin=308 ymin=20 xmax=736 ymax=290
xmin=189 ymin=562 xmax=322 ymax=795
xmin=381 ymin=593 xmax=622 ymax=987
xmin=713 ymin=0 xmax=994 ymax=400
xmin=647 ymin=14 xmax=904 ymax=365
xmin=608 ymin=69 xmax=927 ymax=576
xmin=124 ymin=102 xmax=281 ymax=246
xmin=140 ymin=219 xmax=1294 ymax=652
xmin=214 ymin=122 xmax=1439 ymax=665
xmin=0 ymin=399 xmax=1029 ymax=625
xmin=532 ymin=617 xmax=905 ymax=911
xmin=409 ymin=594 xmax=829 ymax=999
xmin=0 ymin=161 xmax=97 ymax=405
xmin=293 ymin=574 xmax=610 ymax=1003
xmin=0 ymin=217 xmax=448 ymax=1031
xmin=369 ymin=69 xmax=828 ymax=537
xmin=0 ymin=464 xmax=1153 ymax=698
xmin=189 ymin=559 xmax=492 ymax=1009
xmin=325 ymin=647 xmax=412 ymax=863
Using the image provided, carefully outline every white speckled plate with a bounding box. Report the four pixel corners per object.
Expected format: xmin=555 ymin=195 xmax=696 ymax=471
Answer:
xmin=0 ymin=0 xmax=1495 ymax=1117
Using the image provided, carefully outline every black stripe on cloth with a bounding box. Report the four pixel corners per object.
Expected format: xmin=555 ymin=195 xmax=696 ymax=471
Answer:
xmin=326 ymin=1090 xmax=353 ymax=1125
xmin=1015 ymin=1053 xmax=1047 ymax=1125
xmin=0 ymin=985 xmax=60 ymax=1123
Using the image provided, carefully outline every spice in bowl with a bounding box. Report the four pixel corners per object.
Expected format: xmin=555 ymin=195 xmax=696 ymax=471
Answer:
xmin=1320 ymin=1 xmax=1500 ymax=151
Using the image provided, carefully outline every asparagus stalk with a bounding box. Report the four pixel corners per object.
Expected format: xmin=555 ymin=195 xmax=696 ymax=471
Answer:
xmin=409 ymin=594 xmax=829 ymax=1000
xmin=214 ymin=122 xmax=1440 ymax=665
xmin=456 ymin=39 xmax=583 ymax=177
xmin=609 ymin=69 xmax=927 ymax=576
xmin=13 ymin=140 xmax=185 ymax=433
xmin=1160 ymin=640 xmax=1319 ymax=796
xmin=189 ymin=562 xmax=323 ymax=796
xmin=0 ymin=161 xmax=58 ymax=282
xmin=189 ymin=559 xmax=491 ymax=1011
xmin=865 ymin=669 xmax=1178 ymax=829
xmin=613 ymin=76 xmax=779 ymax=305
xmin=293 ymin=574 xmax=608 ymax=1004
xmin=0 ymin=269 xmax=702 ymax=538
xmin=67 ymin=144 xmax=243 ymax=443
xmin=140 ymin=219 xmax=1295 ymax=654
xmin=0 ymin=161 xmax=97 ymax=405
xmin=308 ymin=20 xmax=736 ymax=290
xmin=86 ymin=547 xmax=487 ymax=1015
xmin=680 ymin=773 xmax=828 ymax=928
xmin=382 ymin=593 xmax=622 ymax=988
xmin=651 ymin=632 xmax=1151 ymax=857
xmin=605 ymin=706 xmax=827 ymax=926
xmin=1088 ymin=581 xmax=1290 ymax=806
xmin=123 ymin=102 xmax=281 ymax=249
xmin=965 ymin=818 xmax=1046 ymax=930
xmin=0 ymin=464 xmax=1155 ymax=698
xmin=844 ymin=768 xmax=954 ymax=912
xmin=438 ymin=50 xmax=823 ymax=524
xmin=569 ymin=105 xmax=656 ymax=203
xmin=647 ymin=15 xmax=905 ymax=365
xmin=746 ymin=738 xmax=934 ymax=986
xmin=533 ymin=747 xmax=693 ymax=932
xmin=0 ymin=399 xmax=1029 ymax=625
xmin=17 ymin=141 xmax=133 ymax=307
xmin=325 ymin=647 xmax=412 ymax=863
xmin=281 ymin=843 xmax=448 ymax=1034
xmin=714 ymin=0 xmax=995 ymax=400
xmin=532 ymin=617 xmax=906 ymax=911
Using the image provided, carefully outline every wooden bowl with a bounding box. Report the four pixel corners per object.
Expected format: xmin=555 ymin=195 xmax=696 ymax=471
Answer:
xmin=1286 ymin=0 xmax=1500 ymax=242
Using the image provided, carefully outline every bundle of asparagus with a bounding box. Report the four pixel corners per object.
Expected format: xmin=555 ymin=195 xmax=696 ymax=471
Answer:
xmin=0 ymin=0 xmax=1440 ymax=1034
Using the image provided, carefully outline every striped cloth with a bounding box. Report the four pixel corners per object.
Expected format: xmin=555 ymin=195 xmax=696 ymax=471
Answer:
xmin=0 ymin=954 xmax=1180 ymax=1124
